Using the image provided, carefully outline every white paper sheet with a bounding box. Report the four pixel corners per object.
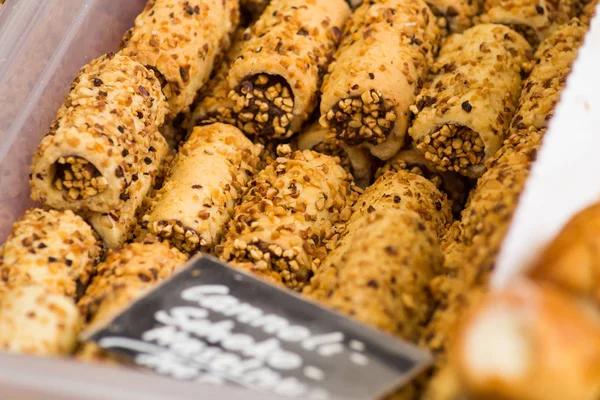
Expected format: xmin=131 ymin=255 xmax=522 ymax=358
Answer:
xmin=492 ymin=11 xmax=600 ymax=288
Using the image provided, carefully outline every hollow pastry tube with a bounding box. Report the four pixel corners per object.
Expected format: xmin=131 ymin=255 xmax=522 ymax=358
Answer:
xmin=305 ymin=209 xmax=442 ymax=341
xmin=78 ymin=239 xmax=187 ymax=332
xmin=454 ymin=280 xmax=600 ymax=400
xmin=217 ymin=147 xmax=356 ymax=291
xmin=143 ymin=123 xmax=262 ymax=254
xmin=30 ymin=53 xmax=169 ymax=214
xmin=120 ymin=0 xmax=240 ymax=117
xmin=409 ymin=24 xmax=531 ymax=178
xmin=296 ymin=121 xmax=376 ymax=189
xmin=226 ymin=0 xmax=351 ymax=139
xmin=86 ymin=141 xmax=169 ymax=249
xmin=183 ymin=28 xmax=247 ymax=130
xmin=375 ymin=147 xmax=470 ymax=217
xmin=508 ymin=19 xmax=587 ymax=142
xmin=425 ymin=0 xmax=483 ymax=33
xmin=0 ymin=209 xmax=102 ymax=299
xmin=305 ymin=169 xmax=451 ymax=307
xmin=480 ymin=0 xmax=583 ymax=44
xmin=420 ymin=133 xmax=541 ymax=366
xmin=319 ymin=0 xmax=440 ymax=161
xmin=0 ymin=285 xmax=80 ymax=356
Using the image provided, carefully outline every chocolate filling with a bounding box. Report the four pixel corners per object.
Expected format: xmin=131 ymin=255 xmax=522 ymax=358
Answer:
xmin=53 ymin=156 xmax=106 ymax=200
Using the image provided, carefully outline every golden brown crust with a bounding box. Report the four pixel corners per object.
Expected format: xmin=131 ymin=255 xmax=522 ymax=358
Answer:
xmin=319 ymin=0 xmax=440 ymax=159
xmin=0 ymin=208 xmax=102 ymax=299
xmin=0 ymin=285 xmax=80 ymax=356
xmin=217 ymin=148 xmax=356 ymax=290
xmin=409 ymin=24 xmax=531 ymax=178
xmin=454 ymin=280 xmax=600 ymax=400
xmin=529 ymin=202 xmax=600 ymax=304
xmin=375 ymin=147 xmax=471 ymax=217
xmin=144 ymin=123 xmax=262 ymax=253
xmin=120 ymin=0 xmax=240 ymax=116
xmin=30 ymin=53 xmax=168 ymax=214
xmin=78 ymin=239 xmax=187 ymax=331
xmin=227 ymin=0 xmax=351 ymax=137
xmin=305 ymin=209 xmax=442 ymax=341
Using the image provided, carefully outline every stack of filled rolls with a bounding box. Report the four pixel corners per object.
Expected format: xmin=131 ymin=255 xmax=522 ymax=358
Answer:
xmin=0 ymin=0 xmax=596 ymax=398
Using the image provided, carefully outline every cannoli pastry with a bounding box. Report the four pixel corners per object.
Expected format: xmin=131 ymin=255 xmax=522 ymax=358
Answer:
xmin=351 ymin=170 xmax=453 ymax=240
xmin=0 ymin=209 xmax=102 ymax=299
xmin=296 ymin=121 xmax=376 ymax=189
xmin=508 ymin=19 xmax=587 ymax=144
xmin=217 ymin=147 xmax=356 ymax=290
xmin=79 ymin=239 xmax=187 ymax=331
xmin=425 ymin=0 xmax=483 ymax=33
xmin=529 ymin=201 xmax=600 ymax=304
xmin=226 ymin=0 xmax=351 ymax=139
xmin=305 ymin=209 xmax=442 ymax=341
xmin=30 ymin=53 xmax=168 ymax=214
xmin=143 ymin=123 xmax=262 ymax=254
xmin=319 ymin=0 xmax=440 ymax=161
xmin=375 ymin=147 xmax=470 ymax=217
xmin=305 ymin=170 xmax=451 ymax=304
xmin=120 ymin=0 xmax=240 ymax=117
xmin=454 ymin=280 xmax=600 ymax=400
xmin=409 ymin=24 xmax=531 ymax=178
xmin=85 ymin=141 xmax=168 ymax=249
xmin=183 ymin=29 xmax=247 ymax=131
xmin=0 ymin=285 xmax=80 ymax=356
xmin=422 ymin=138 xmax=539 ymax=355
xmin=480 ymin=0 xmax=585 ymax=44
xmin=581 ymin=0 xmax=599 ymax=24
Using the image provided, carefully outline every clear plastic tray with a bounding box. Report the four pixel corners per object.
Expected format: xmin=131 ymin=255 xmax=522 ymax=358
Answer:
xmin=0 ymin=0 xmax=283 ymax=398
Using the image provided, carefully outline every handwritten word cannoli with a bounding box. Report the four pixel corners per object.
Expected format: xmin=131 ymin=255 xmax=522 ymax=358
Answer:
xmin=30 ymin=53 xmax=168 ymax=214
xmin=144 ymin=123 xmax=262 ymax=253
xmin=227 ymin=0 xmax=350 ymax=139
xmin=320 ymin=0 xmax=440 ymax=161
xmin=409 ymin=24 xmax=531 ymax=178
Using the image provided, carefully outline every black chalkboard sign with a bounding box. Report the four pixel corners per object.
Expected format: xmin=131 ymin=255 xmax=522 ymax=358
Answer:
xmin=85 ymin=256 xmax=432 ymax=400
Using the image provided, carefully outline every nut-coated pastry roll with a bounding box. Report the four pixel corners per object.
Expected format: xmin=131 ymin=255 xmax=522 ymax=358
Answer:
xmin=30 ymin=53 xmax=168 ymax=214
xmin=218 ymin=147 xmax=356 ymax=290
xmin=305 ymin=209 xmax=442 ymax=341
xmin=319 ymin=0 xmax=440 ymax=160
xmin=0 ymin=209 xmax=102 ymax=299
xmin=581 ymin=0 xmax=599 ymax=24
xmin=375 ymin=147 xmax=470 ymax=217
xmin=144 ymin=123 xmax=262 ymax=253
xmin=79 ymin=239 xmax=187 ymax=331
xmin=121 ymin=0 xmax=240 ymax=116
xmin=454 ymin=280 xmax=600 ymax=400
xmin=425 ymin=0 xmax=483 ymax=33
xmin=480 ymin=0 xmax=584 ymax=44
xmin=227 ymin=0 xmax=351 ymax=139
xmin=529 ymin=202 xmax=600 ymax=304
xmin=87 ymin=142 xmax=169 ymax=249
xmin=409 ymin=24 xmax=531 ymax=178
xmin=352 ymin=170 xmax=453 ymax=239
xmin=509 ymin=19 xmax=586 ymax=140
xmin=184 ymin=29 xmax=247 ymax=130
xmin=297 ymin=121 xmax=376 ymax=189
xmin=0 ymin=285 xmax=80 ymax=356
